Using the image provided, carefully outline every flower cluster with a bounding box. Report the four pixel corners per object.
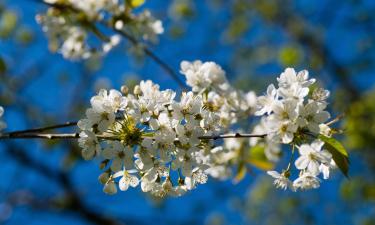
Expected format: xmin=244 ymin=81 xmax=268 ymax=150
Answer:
xmin=255 ymin=68 xmax=337 ymax=190
xmin=37 ymin=0 xmax=163 ymax=60
xmin=180 ymin=60 xmax=257 ymax=127
xmin=78 ymin=80 xmax=220 ymax=197
xmin=0 ymin=106 xmax=6 ymax=132
xmin=78 ymin=62 xmax=343 ymax=196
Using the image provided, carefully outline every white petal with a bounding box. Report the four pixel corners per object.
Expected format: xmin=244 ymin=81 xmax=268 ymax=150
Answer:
xmin=119 ymin=177 xmax=129 ymax=191
xmin=267 ymin=171 xmax=281 ymax=179
xmin=295 ymin=156 xmax=309 ymax=170
xmin=307 ymin=161 xmax=320 ymax=175
xmin=129 ymin=175 xmax=139 ymax=187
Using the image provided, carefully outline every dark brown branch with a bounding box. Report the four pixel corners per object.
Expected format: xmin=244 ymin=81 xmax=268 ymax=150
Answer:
xmin=199 ymin=133 xmax=267 ymax=140
xmin=8 ymin=121 xmax=78 ymax=135
xmin=0 ymin=131 xmax=267 ymax=140
xmin=109 ymin=26 xmax=187 ymax=88
xmin=0 ymin=132 xmax=79 ymax=140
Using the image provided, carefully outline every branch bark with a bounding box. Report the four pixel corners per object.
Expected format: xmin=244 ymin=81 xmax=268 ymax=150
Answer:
xmin=0 ymin=131 xmax=267 ymax=140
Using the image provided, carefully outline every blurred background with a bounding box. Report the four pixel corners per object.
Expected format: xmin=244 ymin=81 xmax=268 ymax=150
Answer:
xmin=0 ymin=0 xmax=375 ymax=224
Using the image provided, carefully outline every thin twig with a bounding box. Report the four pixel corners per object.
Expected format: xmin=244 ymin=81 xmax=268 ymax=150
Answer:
xmin=0 ymin=132 xmax=122 ymax=140
xmin=198 ymin=133 xmax=267 ymax=140
xmin=325 ymin=114 xmax=344 ymax=126
xmin=0 ymin=133 xmax=79 ymax=140
xmin=0 ymin=131 xmax=267 ymax=140
xmin=8 ymin=121 xmax=78 ymax=135
xmin=106 ymin=24 xmax=187 ymax=88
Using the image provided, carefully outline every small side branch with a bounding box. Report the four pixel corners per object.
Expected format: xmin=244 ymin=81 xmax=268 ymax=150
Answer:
xmin=199 ymin=133 xmax=267 ymax=140
xmin=9 ymin=121 xmax=78 ymax=135
xmin=0 ymin=133 xmax=79 ymax=140
xmin=109 ymin=26 xmax=187 ymax=89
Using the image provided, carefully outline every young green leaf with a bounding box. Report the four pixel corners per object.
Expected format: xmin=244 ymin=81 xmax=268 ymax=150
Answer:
xmin=319 ymin=135 xmax=349 ymax=177
xmin=246 ymin=145 xmax=274 ymax=171
xmin=233 ymin=162 xmax=247 ymax=184
xmin=128 ymin=0 xmax=145 ymax=8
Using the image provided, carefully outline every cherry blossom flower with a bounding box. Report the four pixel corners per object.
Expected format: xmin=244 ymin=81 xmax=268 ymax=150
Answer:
xmin=295 ymin=140 xmax=332 ymax=176
xmin=267 ymin=171 xmax=294 ymax=191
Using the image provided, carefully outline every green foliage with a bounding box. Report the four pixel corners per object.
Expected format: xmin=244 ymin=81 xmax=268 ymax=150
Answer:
xmin=127 ymin=0 xmax=145 ymax=8
xmin=233 ymin=162 xmax=247 ymax=184
xmin=253 ymin=0 xmax=278 ymax=21
xmin=340 ymin=177 xmax=375 ymax=202
xmin=15 ymin=26 xmax=34 ymax=45
xmin=278 ymin=45 xmax=302 ymax=67
xmin=344 ymin=90 xmax=375 ymax=152
xmin=225 ymin=16 xmax=250 ymax=42
xmin=319 ymin=134 xmax=349 ymax=177
xmin=0 ymin=9 xmax=18 ymax=38
xmin=233 ymin=144 xmax=275 ymax=183
xmin=246 ymin=145 xmax=274 ymax=171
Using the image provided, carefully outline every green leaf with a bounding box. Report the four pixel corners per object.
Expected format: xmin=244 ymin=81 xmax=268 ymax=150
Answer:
xmin=0 ymin=10 xmax=18 ymax=38
xmin=278 ymin=45 xmax=302 ymax=67
xmin=319 ymin=135 xmax=348 ymax=157
xmin=128 ymin=0 xmax=145 ymax=8
xmin=246 ymin=145 xmax=274 ymax=171
xmin=233 ymin=162 xmax=247 ymax=184
xmin=319 ymin=135 xmax=349 ymax=177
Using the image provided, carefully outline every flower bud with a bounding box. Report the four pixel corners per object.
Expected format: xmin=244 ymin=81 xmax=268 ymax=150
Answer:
xmin=103 ymin=180 xmax=117 ymax=195
xmin=319 ymin=124 xmax=332 ymax=137
xmin=133 ymin=85 xmax=141 ymax=95
xmin=121 ymin=85 xmax=129 ymax=95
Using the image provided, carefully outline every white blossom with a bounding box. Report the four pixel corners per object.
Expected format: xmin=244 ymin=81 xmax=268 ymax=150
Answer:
xmin=255 ymin=84 xmax=278 ymax=116
xmin=293 ymin=172 xmax=321 ymax=190
xmin=180 ymin=60 xmax=227 ymax=92
xmin=267 ymin=171 xmax=294 ymax=191
xmin=277 ymin=68 xmax=315 ymax=89
xmin=102 ymin=141 xmax=134 ymax=171
xmin=74 ymin=64 xmax=340 ymax=196
xmin=38 ymin=0 xmax=163 ymax=60
xmin=113 ymin=169 xmax=139 ymax=191
xmin=297 ymin=102 xmax=330 ymax=133
xmin=78 ymin=131 xmax=101 ymax=160
xmin=295 ymin=140 xmax=332 ymax=176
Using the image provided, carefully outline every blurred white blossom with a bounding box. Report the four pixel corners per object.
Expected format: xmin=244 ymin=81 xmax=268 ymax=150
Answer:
xmin=37 ymin=0 xmax=163 ymax=60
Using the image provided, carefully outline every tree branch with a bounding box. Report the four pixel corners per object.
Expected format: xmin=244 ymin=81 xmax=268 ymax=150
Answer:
xmin=0 ymin=131 xmax=267 ymax=140
xmin=109 ymin=26 xmax=187 ymax=88
xmin=8 ymin=121 xmax=78 ymax=135
xmin=37 ymin=0 xmax=187 ymax=89
xmin=199 ymin=133 xmax=267 ymax=140
xmin=0 ymin=132 xmax=79 ymax=140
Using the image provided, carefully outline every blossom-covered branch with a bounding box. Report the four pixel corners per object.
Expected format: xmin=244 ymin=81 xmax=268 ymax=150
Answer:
xmin=0 ymin=130 xmax=267 ymax=140
xmin=0 ymin=60 xmax=349 ymax=197
xmin=36 ymin=0 xmax=187 ymax=87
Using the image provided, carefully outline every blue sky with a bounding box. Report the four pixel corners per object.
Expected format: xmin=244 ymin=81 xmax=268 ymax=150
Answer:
xmin=1 ymin=0 xmax=375 ymax=224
